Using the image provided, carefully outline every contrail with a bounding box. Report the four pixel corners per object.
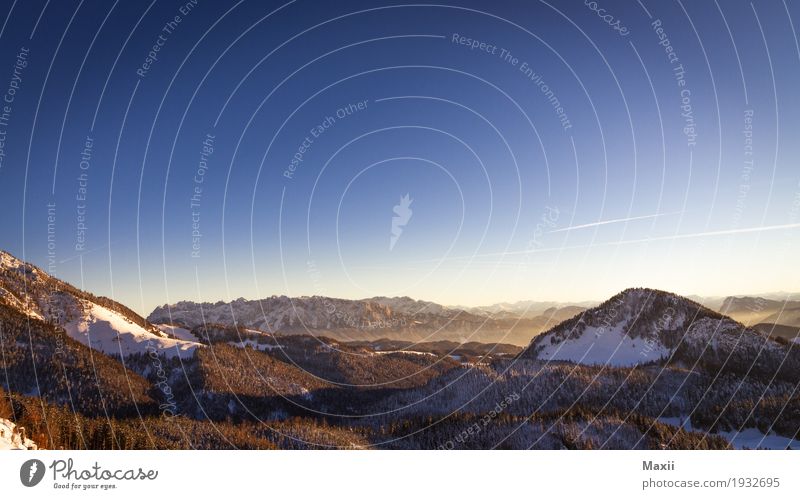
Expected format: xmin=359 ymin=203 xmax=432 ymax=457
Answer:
xmin=620 ymin=222 xmax=800 ymax=245
xmin=395 ymin=221 xmax=800 ymax=263
xmin=550 ymin=212 xmax=681 ymax=233
xmin=57 ymin=241 xmax=112 ymax=264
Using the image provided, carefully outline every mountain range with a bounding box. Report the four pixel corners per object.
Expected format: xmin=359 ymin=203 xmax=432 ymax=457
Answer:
xmin=1 ymin=249 xmax=798 ymax=450
xmin=148 ymin=288 xmax=800 ymax=348
xmin=147 ymin=295 xmax=588 ymax=346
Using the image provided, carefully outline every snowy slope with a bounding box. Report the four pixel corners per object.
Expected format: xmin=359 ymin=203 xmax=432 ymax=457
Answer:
xmin=64 ymin=303 xmax=201 ymax=358
xmin=535 ymin=323 xmax=670 ymax=367
xmin=0 ymin=250 xmax=201 ymax=359
xmin=0 ymin=418 xmax=37 ymax=450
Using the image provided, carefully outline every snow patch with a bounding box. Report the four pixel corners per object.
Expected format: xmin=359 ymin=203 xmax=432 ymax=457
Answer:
xmin=156 ymin=323 xmax=199 ymax=342
xmin=228 ymin=339 xmax=278 ymax=351
xmin=374 ymin=350 xmax=436 ymax=357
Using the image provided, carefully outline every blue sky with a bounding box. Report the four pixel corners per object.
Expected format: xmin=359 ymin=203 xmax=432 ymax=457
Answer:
xmin=0 ymin=0 xmax=799 ymax=314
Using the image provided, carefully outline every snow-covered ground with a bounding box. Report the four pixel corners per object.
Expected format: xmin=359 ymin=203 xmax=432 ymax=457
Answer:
xmin=0 ymin=418 xmax=37 ymax=450
xmin=536 ymin=324 xmax=669 ymax=367
xmin=659 ymin=417 xmax=800 ymax=450
xmin=720 ymin=428 xmax=800 ymax=450
xmin=156 ymin=323 xmax=200 ymax=342
xmin=374 ymin=350 xmax=436 ymax=357
xmin=64 ymin=303 xmax=202 ymax=359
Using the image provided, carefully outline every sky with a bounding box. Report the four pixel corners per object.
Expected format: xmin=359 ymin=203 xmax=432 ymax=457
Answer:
xmin=0 ymin=0 xmax=799 ymax=315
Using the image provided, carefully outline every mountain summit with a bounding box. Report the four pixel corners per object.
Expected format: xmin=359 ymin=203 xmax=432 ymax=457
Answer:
xmin=519 ymin=288 xmax=798 ymax=377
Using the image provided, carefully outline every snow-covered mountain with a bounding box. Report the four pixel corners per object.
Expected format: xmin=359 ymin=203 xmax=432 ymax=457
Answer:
xmin=0 ymin=250 xmax=200 ymax=358
xmin=150 ymin=295 xmax=461 ymax=329
xmin=520 ymin=288 xmax=798 ymax=371
xmin=148 ymin=295 xmax=559 ymax=345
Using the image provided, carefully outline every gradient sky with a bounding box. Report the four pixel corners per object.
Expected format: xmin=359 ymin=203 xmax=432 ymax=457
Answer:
xmin=0 ymin=0 xmax=799 ymax=315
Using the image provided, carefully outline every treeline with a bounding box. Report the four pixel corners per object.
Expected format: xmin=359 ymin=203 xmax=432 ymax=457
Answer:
xmin=371 ymin=408 xmax=730 ymax=450
xmin=0 ymin=386 xmax=372 ymax=449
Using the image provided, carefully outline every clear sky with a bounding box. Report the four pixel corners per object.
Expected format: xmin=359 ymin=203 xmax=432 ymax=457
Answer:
xmin=0 ymin=0 xmax=799 ymax=315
